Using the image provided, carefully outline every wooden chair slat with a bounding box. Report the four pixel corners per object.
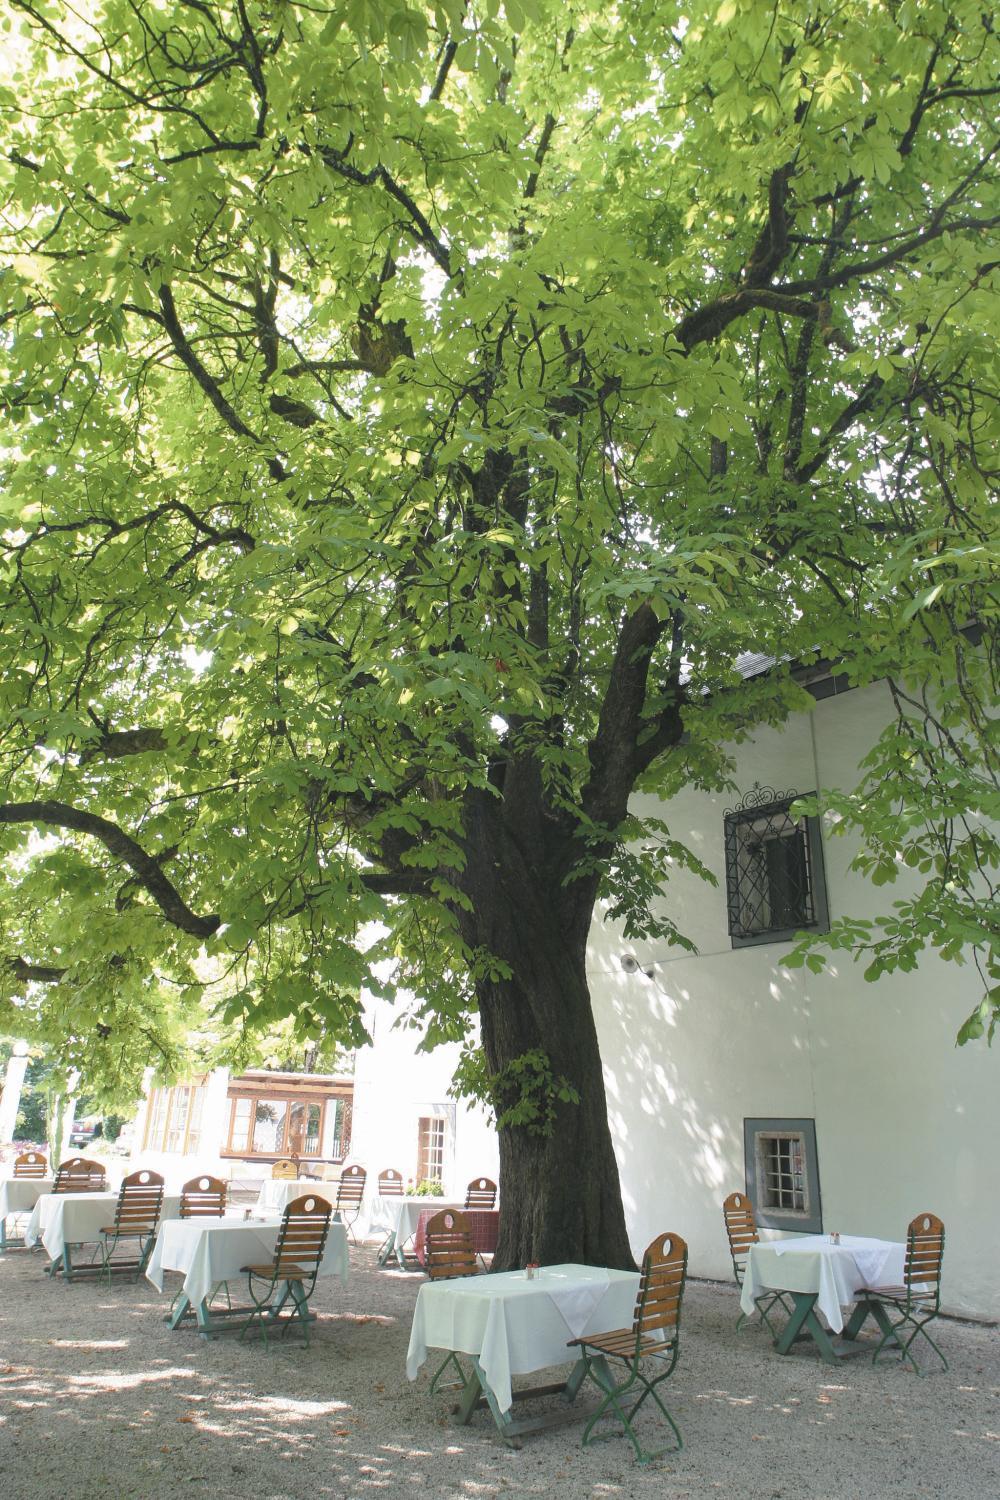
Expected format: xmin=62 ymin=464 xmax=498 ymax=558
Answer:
xmin=180 ymin=1175 xmax=227 ymax=1217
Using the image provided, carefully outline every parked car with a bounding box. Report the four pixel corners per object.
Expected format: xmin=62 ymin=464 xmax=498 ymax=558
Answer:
xmin=68 ymin=1119 xmax=101 ymax=1148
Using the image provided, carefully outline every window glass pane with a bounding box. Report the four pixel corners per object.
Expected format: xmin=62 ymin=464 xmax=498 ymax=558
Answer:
xmin=305 ymin=1104 xmax=321 ymax=1155
xmin=164 ymin=1088 xmax=190 ymax=1152
xmin=417 ymin=1116 xmax=446 ymax=1183
xmin=186 ymin=1086 xmax=206 ymax=1155
xmin=229 ymin=1097 xmax=251 ymax=1152
xmin=252 ymin=1099 xmax=288 ymax=1155
xmin=145 ymin=1088 xmax=169 ymax=1151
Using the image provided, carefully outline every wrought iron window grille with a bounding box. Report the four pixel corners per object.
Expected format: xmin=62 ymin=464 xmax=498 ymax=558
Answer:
xmin=723 ymin=786 xmax=829 ymax=948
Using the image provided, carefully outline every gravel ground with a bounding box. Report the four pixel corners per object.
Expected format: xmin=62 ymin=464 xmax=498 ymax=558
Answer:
xmin=1 ymin=1241 xmax=997 ymax=1500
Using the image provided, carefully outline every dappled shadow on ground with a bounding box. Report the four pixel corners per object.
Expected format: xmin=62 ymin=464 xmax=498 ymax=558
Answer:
xmin=0 ymin=1246 xmax=998 ymax=1500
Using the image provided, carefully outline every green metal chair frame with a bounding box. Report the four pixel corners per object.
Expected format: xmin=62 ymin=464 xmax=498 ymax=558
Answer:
xmin=425 ymin=1208 xmax=478 ymax=1394
xmin=333 ymin=1163 xmax=367 ymax=1244
xmin=568 ymin=1231 xmax=688 ymax=1466
xmin=53 ymin=1157 xmax=106 ymax=1193
xmin=854 ymin=1211 xmax=948 ymax=1373
xmin=723 ymin=1191 xmax=793 ymax=1335
xmin=239 ymin=1193 xmax=332 ymax=1348
xmin=98 ymin=1169 xmax=165 ymax=1282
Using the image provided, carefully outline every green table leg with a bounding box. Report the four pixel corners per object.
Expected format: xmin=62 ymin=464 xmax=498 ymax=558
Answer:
xmin=842 ymin=1297 xmax=904 ymax=1351
xmin=773 ymin=1291 xmax=843 ymax=1364
xmin=451 ymin=1356 xmax=607 ymax=1447
xmin=376 ymin=1230 xmax=396 ymax=1266
xmin=0 ymin=1216 xmax=8 ymax=1251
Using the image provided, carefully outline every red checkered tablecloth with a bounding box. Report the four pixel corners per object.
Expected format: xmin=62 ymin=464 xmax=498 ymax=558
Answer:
xmin=413 ymin=1207 xmax=499 ymax=1265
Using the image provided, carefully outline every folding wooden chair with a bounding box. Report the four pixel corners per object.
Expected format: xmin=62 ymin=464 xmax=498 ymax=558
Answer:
xmin=271 ymin=1159 xmax=298 ymax=1180
xmin=852 ymin=1211 xmax=948 ymax=1373
xmin=13 ymin=1151 xmax=47 ymax=1178
xmin=425 ymin=1208 xmax=478 ymax=1392
xmin=568 ymin=1231 xmax=688 ymax=1465
xmin=723 ymin=1191 xmax=793 ymax=1335
xmin=98 ymin=1169 xmax=165 ymax=1282
xmin=170 ymin=1174 xmax=230 ymax=1316
xmin=463 ymin=1177 xmax=497 ymax=1210
xmin=333 ymin=1164 xmax=367 ymax=1243
xmin=180 ymin=1175 xmax=227 ymax=1217
xmin=239 ymin=1193 xmax=332 ymax=1348
xmin=53 ymin=1157 xmax=106 ymax=1193
xmin=378 ymin=1167 xmax=404 ymax=1196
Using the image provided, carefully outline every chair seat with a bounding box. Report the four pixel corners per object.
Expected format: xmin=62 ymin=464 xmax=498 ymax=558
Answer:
xmin=241 ymin=1260 xmax=311 ymax=1277
xmin=859 ymin=1285 xmax=936 ymax=1303
xmin=570 ymin=1327 xmax=678 ymax=1359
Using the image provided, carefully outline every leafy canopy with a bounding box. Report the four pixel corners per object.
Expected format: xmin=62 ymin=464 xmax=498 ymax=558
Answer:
xmin=0 ymin=0 xmax=997 ymax=1090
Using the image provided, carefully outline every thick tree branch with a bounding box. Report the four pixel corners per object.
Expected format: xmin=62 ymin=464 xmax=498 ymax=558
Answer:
xmin=0 ymin=801 xmax=220 ymax=938
xmin=582 ymin=603 xmax=667 ymax=825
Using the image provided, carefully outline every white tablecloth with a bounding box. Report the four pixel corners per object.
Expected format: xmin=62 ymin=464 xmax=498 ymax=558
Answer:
xmin=0 ymin=1178 xmax=54 ymax=1220
xmin=24 ymin=1191 xmax=182 ymax=1264
xmin=741 ymin=1234 xmax=906 ymax=1333
xmin=407 ymin=1263 xmax=640 ymax=1415
xmin=372 ymin=1195 xmax=466 ymax=1243
xmin=146 ymin=1215 xmax=349 ymax=1308
xmin=255 ymin=1180 xmax=333 ymax=1215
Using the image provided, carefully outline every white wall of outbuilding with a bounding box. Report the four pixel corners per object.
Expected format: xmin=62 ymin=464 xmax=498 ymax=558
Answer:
xmin=589 ymin=679 xmax=999 ymax=1320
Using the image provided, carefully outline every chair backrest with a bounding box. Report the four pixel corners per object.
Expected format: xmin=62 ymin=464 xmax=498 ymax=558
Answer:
xmin=271 ymin=1158 xmax=298 ymax=1180
xmin=53 ymin=1157 xmax=106 ymax=1193
xmin=903 ymin=1211 xmax=945 ymax=1303
xmin=180 ymin=1174 xmax=227 ymax=1218
xmin=425 ymin=1208 xmax=477 ymax=1280
xmin=13 ymin=1150 xmax=47 ymax=1178
xmin=378 ymin=1168 xmax=404 ymax=1196
xmin=631 ymin=1231 xmax=688 ymax=1346
xmin=334 ymin=1164 xmax=367 ymax=1209
xmin=722 ymin=1191 xmax=758 ymax=1285
xmin=272 ymin=1193 xmax=332 ymax=1277
xmin=463 ymin=1176 xmax=497 ymax=1210
xmin=112 ymin=1169 xmax=165 ymax=1234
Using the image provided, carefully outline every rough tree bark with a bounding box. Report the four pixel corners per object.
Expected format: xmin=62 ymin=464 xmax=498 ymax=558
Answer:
xmin=457 ymin=784 xmax=636 ymax=1271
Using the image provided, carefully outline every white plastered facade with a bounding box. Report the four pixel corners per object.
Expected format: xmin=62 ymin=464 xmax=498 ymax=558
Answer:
xmin=588 ymin=678 xmax=998 ymax=1320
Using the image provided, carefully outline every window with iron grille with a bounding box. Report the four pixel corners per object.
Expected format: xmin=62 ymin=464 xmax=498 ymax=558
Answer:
xmin=724 ymin=787 xmax=829 ymax=948
xmin=744 ymin=1117 xmax=822 ymax=1233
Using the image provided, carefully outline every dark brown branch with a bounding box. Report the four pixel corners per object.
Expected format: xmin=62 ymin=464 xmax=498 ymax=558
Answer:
xmin=0 ymin=801 xmax=220 ymax=938
xmin=582 ymin=603 xmax=667 ymax=826
xmin=7 ymin=956 xmax=67 ymax=983
xmin=157 ymin=284 xmax=286 ymax=480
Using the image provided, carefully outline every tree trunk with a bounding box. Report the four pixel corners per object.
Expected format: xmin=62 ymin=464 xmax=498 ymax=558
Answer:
xmin=458 ymin=790 xmax=635 ymax=1271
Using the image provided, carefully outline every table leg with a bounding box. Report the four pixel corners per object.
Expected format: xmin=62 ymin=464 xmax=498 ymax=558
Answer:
xmin=842 ymin=1297 xmax=904 ymax=1351
xmin=773 ymin=1292 xmax=844 ymax=1364
xmin=376 ymin=1230 xmax=396 ymax=1266
xmin=0 ymin=1215 xmax=7 ymax=1251
xmin=451 ymin=1357 xmax=604 ymax=1447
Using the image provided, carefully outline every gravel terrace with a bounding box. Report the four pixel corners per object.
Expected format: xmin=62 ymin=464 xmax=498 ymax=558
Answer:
xmin=0 ymin=1241 xmax=997 ymax=1500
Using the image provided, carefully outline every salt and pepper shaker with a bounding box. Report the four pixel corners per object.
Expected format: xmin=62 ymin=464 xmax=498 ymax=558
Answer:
xmin=829 ymin=1230 xmax=840 ymax=1244
xmin=525 ymin=1261 xmax=539 ymax=1280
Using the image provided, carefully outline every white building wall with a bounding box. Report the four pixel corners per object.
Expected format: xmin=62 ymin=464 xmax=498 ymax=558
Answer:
xmin=589 ymin=679 xmax=1000 ymax=1320
xmin=350 ymin=995 xmax=499 ymax=1198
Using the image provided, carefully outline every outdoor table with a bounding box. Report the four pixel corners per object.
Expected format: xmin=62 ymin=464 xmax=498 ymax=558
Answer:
xmin=373 ymin=1194 xmax=465 ymax=1267
xmin=0 ymin=1177 xmax=54 ymax=1250
xmin=24 ymin=1190 xmax=182 ymax=1280
xmin=254 ymin=1178 xmax=323 ymax=1215
xmin=413 ymin=1207 xmax=500 ymax=1265
xmin=146 ymin=1212 xmax=349 ymax=1338
xmin=741 ymin=1233 xmax=907 ymax=1363
xmin=407 ymin=1262 xmax=640 ymax=1445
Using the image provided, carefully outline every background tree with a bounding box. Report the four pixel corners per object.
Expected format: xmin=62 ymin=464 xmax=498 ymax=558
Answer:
xmin=0 ymin=0 xmax=996 ymax=1266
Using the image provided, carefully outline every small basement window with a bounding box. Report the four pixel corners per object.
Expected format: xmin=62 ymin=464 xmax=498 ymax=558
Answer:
xmin=724 ymin=787 xmax=829 ymax=947
xmin=744 ymin=1117 xmax=822 ymax=1233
